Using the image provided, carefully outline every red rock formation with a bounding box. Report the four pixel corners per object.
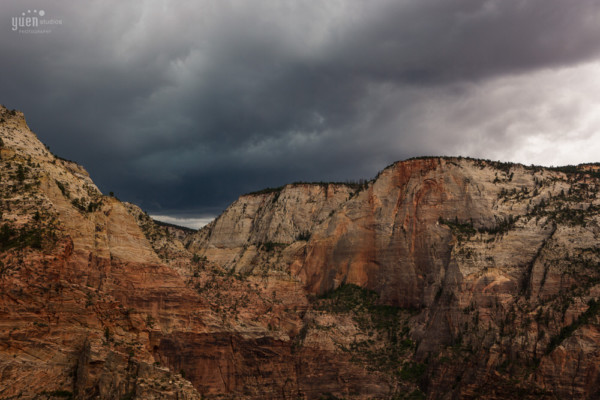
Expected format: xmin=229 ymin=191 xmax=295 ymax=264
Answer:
xmin=2 ymin=106 xmax=600 ymax=399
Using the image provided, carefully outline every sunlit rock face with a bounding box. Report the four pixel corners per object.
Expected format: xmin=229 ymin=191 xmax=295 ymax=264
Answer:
xmin=2 ymin=106 xmax=600 ymax=399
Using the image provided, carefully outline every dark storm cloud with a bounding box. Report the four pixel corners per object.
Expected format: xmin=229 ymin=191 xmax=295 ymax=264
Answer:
xmin=1 ymin=0 xmax=600 ymax=217
xmin=328 ymin=0 xmax=600 ymax=83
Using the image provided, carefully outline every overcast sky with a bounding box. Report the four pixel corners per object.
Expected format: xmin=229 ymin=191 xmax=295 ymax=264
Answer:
xmin=2 ymin=0 xmax=600 ymax=225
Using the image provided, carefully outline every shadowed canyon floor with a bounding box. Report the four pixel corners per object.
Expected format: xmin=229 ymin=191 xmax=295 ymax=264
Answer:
xmin=1 ymin=105 xmax=600 ymax=399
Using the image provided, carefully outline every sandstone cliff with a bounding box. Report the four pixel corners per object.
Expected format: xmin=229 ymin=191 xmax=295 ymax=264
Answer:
xmin=2 ymin=105 xmax=600 ymax=399
xmin=185 ymin=157 xmax=600 ymax=398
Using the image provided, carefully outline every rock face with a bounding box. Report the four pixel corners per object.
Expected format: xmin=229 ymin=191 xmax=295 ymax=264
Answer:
xmin=2 ymin=105 xmax=600 ymax=399
xmin=188 ymin=183 xmax=355 ymax=269
xmin=187 ymin=158 xmax=600 ymax=398
xmin=0 ymin=106 xmax=205 ymax=399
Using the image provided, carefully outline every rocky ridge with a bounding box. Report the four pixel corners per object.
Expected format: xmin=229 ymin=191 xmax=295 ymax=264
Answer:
xmin=1 ymin=105 xmax=600 ymax=399
xmin=185 ymin=156 xmax=600 ymax=398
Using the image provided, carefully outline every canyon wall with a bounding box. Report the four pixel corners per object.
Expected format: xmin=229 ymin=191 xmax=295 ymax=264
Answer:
xmin=2 ymin=105 xmax=600 ymax=399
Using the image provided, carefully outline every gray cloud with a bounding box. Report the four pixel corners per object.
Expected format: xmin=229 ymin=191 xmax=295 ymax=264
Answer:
xmin=1 ymin=0 xmax=600 ymax=215
xmin=150 ymin=215 xmax=214 ymax=230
